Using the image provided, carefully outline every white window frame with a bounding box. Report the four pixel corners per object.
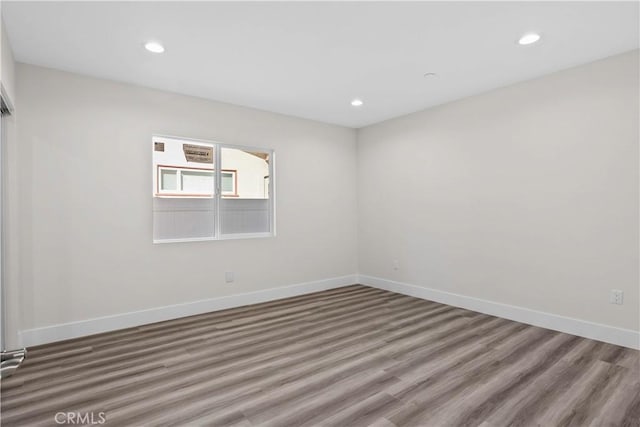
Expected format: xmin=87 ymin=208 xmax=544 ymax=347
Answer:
xmin=152 ymin=135 xmax=276 ymax=243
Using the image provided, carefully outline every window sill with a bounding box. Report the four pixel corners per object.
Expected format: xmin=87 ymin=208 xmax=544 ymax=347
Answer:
xmin=153 ymin=232 xmax=274 ymax=244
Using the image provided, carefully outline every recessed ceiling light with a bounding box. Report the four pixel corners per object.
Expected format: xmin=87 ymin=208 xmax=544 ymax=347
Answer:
xmin=423 ymin=72 xmax=438 ymax=78
xmin=144 ymin=41 xmax=165 ymax=53
xmin=351 ymin=99 xmax=363 ymax=107
xmin=518 ymin=33 xmax=541 ymax=46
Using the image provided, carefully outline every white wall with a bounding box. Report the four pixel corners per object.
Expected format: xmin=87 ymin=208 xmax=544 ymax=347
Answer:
xmin=358 ymin=50 xmax=639 ymax=333
xmin=10 ymin=64 xmax=358 ymax=342
xmin=8 ymin=50 xmax=639 ymax=347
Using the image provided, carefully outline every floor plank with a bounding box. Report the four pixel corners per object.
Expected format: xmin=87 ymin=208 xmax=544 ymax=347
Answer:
xmin=1 ymin=285 xmax=638 ymax=426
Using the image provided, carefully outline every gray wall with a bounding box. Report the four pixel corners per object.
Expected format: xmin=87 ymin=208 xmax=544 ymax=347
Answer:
xmin=357 ymin=50 xmax=639 ymax=331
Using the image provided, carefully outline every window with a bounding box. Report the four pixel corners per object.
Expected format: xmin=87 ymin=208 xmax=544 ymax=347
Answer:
xmin=152 ymin=136 xmax=275 ymax=243
xmin=157 ymin=166 xmax=214 ymax=196
xmin=221 ymin=170 xmax=237 ymax=197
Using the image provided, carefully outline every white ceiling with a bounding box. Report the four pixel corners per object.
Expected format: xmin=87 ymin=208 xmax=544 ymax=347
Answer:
xmin=3 ymin=1 xmax=639 ymax=128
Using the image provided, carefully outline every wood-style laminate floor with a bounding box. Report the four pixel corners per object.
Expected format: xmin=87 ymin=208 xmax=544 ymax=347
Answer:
xmin=1 ymin=285 xmax=639 ymax=426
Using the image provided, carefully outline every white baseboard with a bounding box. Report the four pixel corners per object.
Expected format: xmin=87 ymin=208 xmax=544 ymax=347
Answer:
xmin=19 ymin=273 xmax=639 ymax=350
xmin=19 ymin=275 xmax=358 ymax=347
xmin=359 ymin=275 xmax=639 ymax=350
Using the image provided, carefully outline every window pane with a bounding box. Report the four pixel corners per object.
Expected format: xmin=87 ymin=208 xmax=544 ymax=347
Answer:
xmin=153 ymin=137 xmax=215 ymax=198
xmin=181 ymin=170 xmax=214 ymax=194
xmin=160 ymin=169 xmax=177 ymax=191
xmin=153 ymin=198 xmax=215 ymax=241
xmin=221 ymin=172 xmax=235 ymax=193
xmin=220 ymin=147 xmax=272 ymax=235
xmin=153 ymin=137 xmax=216 ymax=242
xmin=220 ymin=199 xmax=270 ymax=234
xmin=221 ymin=147 xmax=269 ymax=199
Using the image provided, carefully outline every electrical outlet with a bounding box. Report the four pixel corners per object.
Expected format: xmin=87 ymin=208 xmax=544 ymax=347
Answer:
xmin=610 ymin=289 xmax=623 ymax=305
xmin=393 ymin=259 xmax=399 ymax=271
xmin=225 ymin=272 xmax=234 ymax=283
